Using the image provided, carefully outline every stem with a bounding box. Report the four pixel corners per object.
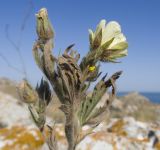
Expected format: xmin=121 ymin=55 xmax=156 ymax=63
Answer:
xmin=65 ymin=108 xmax=75 ymax=150
xmin=41 ymin=125 xmax=58 ymax=150
xmin=65 ymin=107 xmax=80 ymax=150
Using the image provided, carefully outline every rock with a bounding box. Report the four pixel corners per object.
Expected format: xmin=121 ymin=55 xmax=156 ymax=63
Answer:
xmin=0 ymin=78 xmax=19 ymax=99
xmin=111 ymin=92 xmax=160 ymax=123
xmin=0 ymin=78 xmax=160 ymax=149
xmin=0 ymin=91 xmax=32 ymax=127
xmin=0 ymin=116 xmax=160 ymax=150
xmin=76 ymin=117 xmax=160 ymax=150
xmin=111 ymin=98 xmax=123 ymax=110
xmin=0 ymin=126 xmax=44 ymax=150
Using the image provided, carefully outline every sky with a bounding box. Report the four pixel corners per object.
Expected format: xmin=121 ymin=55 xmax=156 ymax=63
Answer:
xmin=0 ymin=0 xmax=160 ymax=92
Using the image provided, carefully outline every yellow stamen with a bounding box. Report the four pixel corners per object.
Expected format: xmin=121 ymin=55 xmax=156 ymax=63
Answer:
xmin=89 ymin=66 xmax=96 ymax=72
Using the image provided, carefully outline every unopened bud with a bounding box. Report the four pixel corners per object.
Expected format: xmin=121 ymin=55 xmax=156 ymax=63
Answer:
xmin=18 ymin=80 xmax=38 ymax=103
xmin=36 ymin=8 xmax=54 ymax=40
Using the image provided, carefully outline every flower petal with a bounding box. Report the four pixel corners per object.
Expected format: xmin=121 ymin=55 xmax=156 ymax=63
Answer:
xmin=109 ymin=41 xmax=128 ymax=50
xmin=102 ymin=21 xmax=121 ymax=45
xmin=95 ymin=19 xmax=106 ymax=36
xmin=108 ymin=33 xmax=127 ymax=49
xmin=119 ymin=49 xmax=128 ymax=56
xmin=110 ymin=49 xmax=128 ymax=59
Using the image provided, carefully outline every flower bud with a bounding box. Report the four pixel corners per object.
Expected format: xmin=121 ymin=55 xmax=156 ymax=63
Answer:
xmin=18 ymin=80 xmax=38 ymax=103
xmin=36 ymin=8 xmax=54 ymax=40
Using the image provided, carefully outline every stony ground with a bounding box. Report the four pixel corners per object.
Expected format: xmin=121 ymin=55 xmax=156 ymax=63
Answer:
xmin=0 ymin=116 xmax=160 ymax=150
xmin=0 ymin=78 xmax=160 ymax=150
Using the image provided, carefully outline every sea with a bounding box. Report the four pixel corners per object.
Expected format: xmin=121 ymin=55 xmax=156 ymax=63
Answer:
xmin=117 ymin=92 xmax=160 ymax=104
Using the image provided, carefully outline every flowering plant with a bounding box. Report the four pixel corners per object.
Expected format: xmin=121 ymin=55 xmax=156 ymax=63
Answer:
xmin=18 ymin=8 xmax=128 ymax=150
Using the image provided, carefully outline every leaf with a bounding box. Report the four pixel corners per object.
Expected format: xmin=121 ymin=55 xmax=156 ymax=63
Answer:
xmin=86 ymin=78 xmax=117 ymax=125
xmin=32 ymin=42 xmax=43 ymax=69
xmin=43 ymin=39 xmax=55 ymax=78
xmin=88 ymin=29 xmax=94 ymax=46
xmin=64 ymin=44 xmax=75 ymax=54
xmin=78 ymin=76 xmax=107 ymax=126
xmin=36 ymin=78 xmax=52 ymax=105
xmin=28 ymin=104 xmax=46 ymax=131
xmin=92 ymin=29 xmax=102 ymax=49
xmin=100 ymin=37 xmax=115 ymax=50
xmin=95 ymin=20 xmax=106 ymax=36
xmin=78 ymin=71 xmax=122 ymax=126
xmin=105 ymin=71 xmax=122 ymax=87
xmin=100 ymin=47 xmax=128 ymax=62
xmin=109 ymin=42 xmax=128 ymax=50
xmin=45 ymin=125 xmax=58 ymax=150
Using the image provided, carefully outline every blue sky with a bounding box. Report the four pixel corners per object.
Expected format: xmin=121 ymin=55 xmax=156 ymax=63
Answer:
xmin=0 ymin=0 xmax=160 ymax=92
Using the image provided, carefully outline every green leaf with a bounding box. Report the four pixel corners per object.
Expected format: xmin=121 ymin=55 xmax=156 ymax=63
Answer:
xmin=78 ymin=78 xmax=106 ymax=126
xmin=89 ymin=29 xmax=94 ymax=46
xmin=92 ymin=29 xmax=102 ymax=49
xmin=32 ymin=43 xmax=43 ymax=69
xmin=100 ymin=37 xmax=115 ymax=50
xmin=109 ymin=42 xmax=128 ymax=50
xmin=78 ymin=71 xmax=122 ymax=126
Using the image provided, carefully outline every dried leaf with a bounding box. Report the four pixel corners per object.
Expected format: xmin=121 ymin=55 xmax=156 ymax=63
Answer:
xmin=36 ymin=78 xmax=52 ymax=105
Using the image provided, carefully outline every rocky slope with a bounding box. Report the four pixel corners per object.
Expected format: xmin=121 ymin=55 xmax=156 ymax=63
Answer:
xmin=111 ymin=92 xmax=160 ymax=123
xmin=0 ymin=78 xmax=160 ymax=150
xmin=0 ymin=116 xmax=160 ymax=150
xmin=0 ymin=78 xmax=19 ymax=99
xmin=0 ymin=91 xmax=33 ymax=127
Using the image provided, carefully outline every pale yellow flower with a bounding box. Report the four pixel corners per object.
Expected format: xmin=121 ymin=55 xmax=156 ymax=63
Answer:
xmin=89 ymin=20 xmax=128 ymax=61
